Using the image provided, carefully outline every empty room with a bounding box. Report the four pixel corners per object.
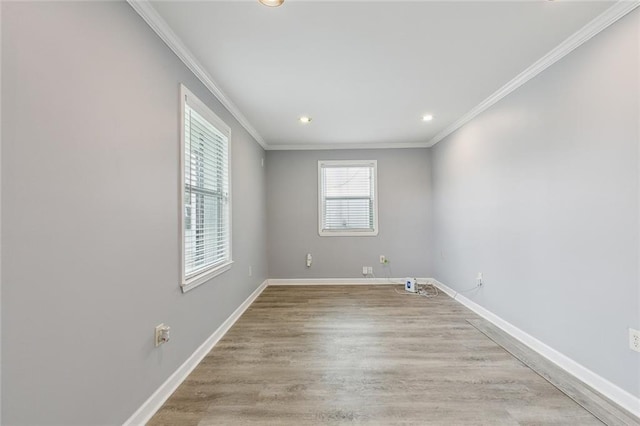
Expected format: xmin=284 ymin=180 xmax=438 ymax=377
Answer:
xmin=1 ymin=0 xmax=639 ymax=425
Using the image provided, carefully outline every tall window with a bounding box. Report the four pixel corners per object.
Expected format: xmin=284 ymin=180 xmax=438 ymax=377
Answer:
xmin=318 ymin=160 xmax=378 ymax=236
xmin=181 ymin=85 xmax=232 ymax=292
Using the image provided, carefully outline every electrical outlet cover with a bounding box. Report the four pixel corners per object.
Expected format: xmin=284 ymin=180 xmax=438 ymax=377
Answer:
xmin=155 ymin=324 xmax=165 ymax=347
xmin=630 ymin=328 xmax=640 ymax=352
xmin=405 ymin=278 xmax=417 ymax=293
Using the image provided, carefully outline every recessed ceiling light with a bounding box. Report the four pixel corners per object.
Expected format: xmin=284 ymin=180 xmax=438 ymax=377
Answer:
xmin=259 ymin=0 xmax=284 ymax=7
xmin=299 ymin=116 xmax=312 ymax=124
xmin=422 ymin=114 xmax=434 ymax=122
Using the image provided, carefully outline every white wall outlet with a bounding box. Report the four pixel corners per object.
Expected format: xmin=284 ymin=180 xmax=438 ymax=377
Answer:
xmin=379 ymin=255 xmax=386 ymax=264
xmin=362 ymin=266 xmax=368 ymax=275
xmin=629 ymin=328 xmax=640 ymax=352
xmin=367 ymin=266 xmax=373 ymax=274
xmin=306 ymin=253 xmax=312 ymax=267
xmin=405 ymin=278 xmax=417 ymax=293
xmin=249 ymin=265 xmax=252 ymax=277
xmin=477 ymin=272 xmax=483 ymax=286
xmin=155 ymin=324 xmax=171 ymax=347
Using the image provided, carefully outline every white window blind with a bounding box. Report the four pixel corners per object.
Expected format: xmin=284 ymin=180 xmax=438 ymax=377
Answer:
xmin=318 ymin=160 xmax=378 ymax=236
xmin=181 ymin=85 xmax=232 ymax=291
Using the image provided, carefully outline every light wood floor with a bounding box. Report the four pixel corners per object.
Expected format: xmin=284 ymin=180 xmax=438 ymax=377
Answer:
xmin=149 ymin=285 xmax=602 ymax=425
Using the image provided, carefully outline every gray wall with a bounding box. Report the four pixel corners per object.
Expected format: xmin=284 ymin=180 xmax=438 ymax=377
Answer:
xmin=431 ymin=9 xmax=639 ymax=397
xmin=266 ymin=149 xmax=432 ymax=279
xmin=1 ymin=2 xmax=267 ymax=425
xmin=2 ymin=1 xmax=638 ymax=424
xmin=0 ymin=1 xmax=3 ymax=421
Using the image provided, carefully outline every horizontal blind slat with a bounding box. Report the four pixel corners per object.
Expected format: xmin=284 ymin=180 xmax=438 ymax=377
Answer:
xmin=320 ymin=164 xmax=375 ymax=232
xmin=184 ymin=100 xmax=231 ymax=278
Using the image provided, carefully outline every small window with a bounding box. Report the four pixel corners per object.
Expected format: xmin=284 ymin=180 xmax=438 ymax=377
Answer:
xmin=318 ymin=160 xmax=378 ymax=236
xmin=180 ymin=84 xmax=232 ymax=292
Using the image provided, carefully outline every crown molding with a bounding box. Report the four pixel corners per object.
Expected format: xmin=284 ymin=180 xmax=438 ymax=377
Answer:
xmin=427 ymin=0 xmax=640 ymax=148
xmin=266 ymin=141 xmax=431 ymax=151
xmin=129 ymin=0 xmax=638 ymax=152
xmin=127 ymin=0 xmax=268 ymax=150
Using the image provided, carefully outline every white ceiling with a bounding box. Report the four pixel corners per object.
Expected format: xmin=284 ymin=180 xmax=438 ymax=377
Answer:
xmin=149 ymin=0 xmax=614 ymax=150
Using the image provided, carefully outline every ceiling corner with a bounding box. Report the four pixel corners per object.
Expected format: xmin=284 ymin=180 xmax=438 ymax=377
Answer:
xmin=126 ymin=0 xmax=269 ymax=150
xmin=425 ymin=0 xmax=639 ymax=148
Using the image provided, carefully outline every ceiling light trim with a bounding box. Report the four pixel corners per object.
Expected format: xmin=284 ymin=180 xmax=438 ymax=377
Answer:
xmin=426 ymin=0 xmax=639 ymax=148
xmin=259 ymin=0 xmax=285 ymax=7
xmin=127 ymin=0 xmax=267 ymax=149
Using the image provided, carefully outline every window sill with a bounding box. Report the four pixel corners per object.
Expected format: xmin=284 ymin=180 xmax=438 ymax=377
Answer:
xmin=181 ymin=261 xmax=233 ymax=293
xmin=319 ymin=230 xmax=379 ymax=237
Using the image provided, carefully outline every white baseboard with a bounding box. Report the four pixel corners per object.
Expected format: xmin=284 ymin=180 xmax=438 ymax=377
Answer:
xmin=122 ymin=280 xmax=269 ymax=426
xmin=268 ymin=277 xmax=429 ymax=286
xmin=431 ymin=278 xmax=640 ymax=419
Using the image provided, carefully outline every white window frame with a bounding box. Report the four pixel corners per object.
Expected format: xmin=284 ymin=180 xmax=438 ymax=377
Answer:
xmin=318 ymin=160 xmax=379 ymax=237
xmin=180 ymin=84 xmax=233 ymax=292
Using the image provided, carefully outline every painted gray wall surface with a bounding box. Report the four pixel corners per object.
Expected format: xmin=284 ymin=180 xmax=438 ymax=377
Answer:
xmin=0 ymin=1 xmax=3 ymax=421
xmin=266 ymin=149 xmax=432 ymax=279
xmin=431 ymin=10 xmax=639 ymax=397
xmin=1 ymin=2 xmax=267 ymax=425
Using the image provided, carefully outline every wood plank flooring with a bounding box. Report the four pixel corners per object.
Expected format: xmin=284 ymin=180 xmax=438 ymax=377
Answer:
xmin=149 ymin=285 xmax=602 ymax=425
